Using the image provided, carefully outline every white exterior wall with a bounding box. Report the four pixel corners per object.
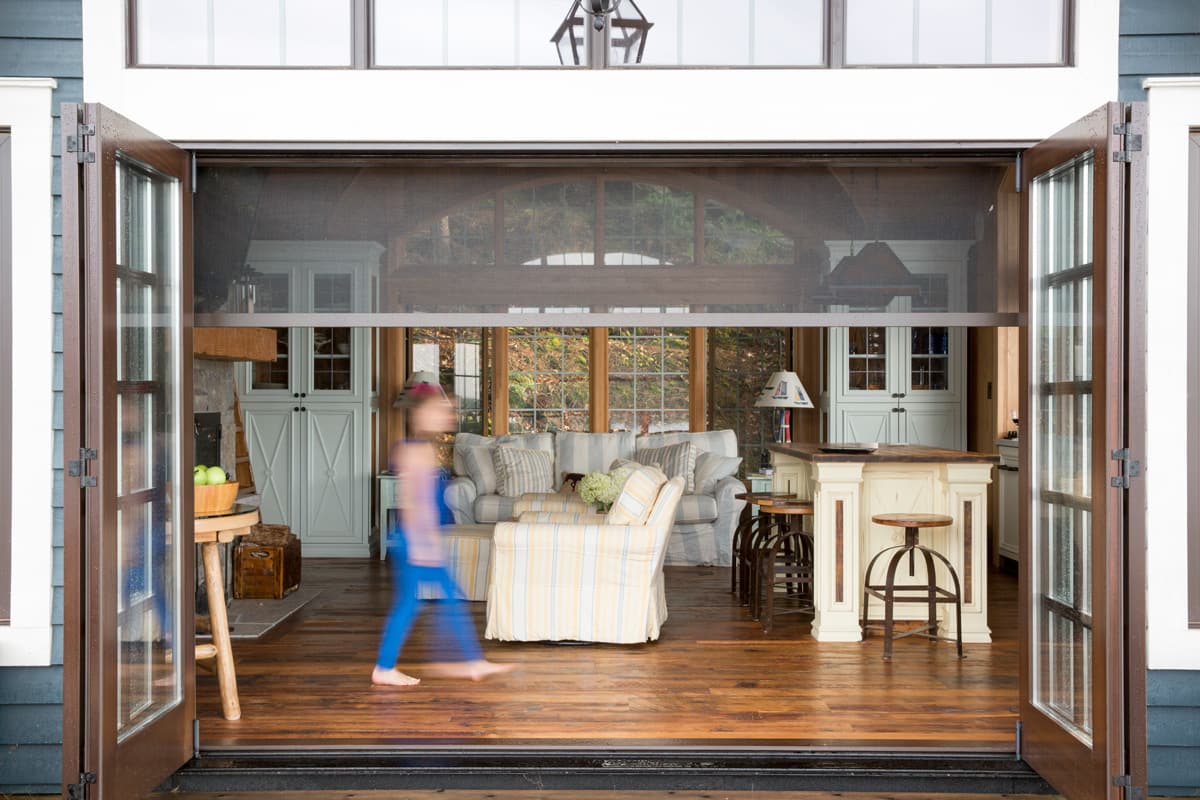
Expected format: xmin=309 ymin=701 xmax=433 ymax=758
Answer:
xmin=0 ymin=78 xmax=57 ymax=666
xmin=83 ymin=0 xmax=1118 ymax=145
xmin=1143 ymin=78 xmax=1200 ymax=672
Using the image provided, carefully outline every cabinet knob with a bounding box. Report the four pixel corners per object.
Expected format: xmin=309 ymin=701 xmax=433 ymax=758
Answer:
xmin=293 ymin=406 xmax=300 ymax=412
xmin=293 ymin=393 xmax=300 ymax=399
xmin=300 ymin=392 xmax=307 ymax=398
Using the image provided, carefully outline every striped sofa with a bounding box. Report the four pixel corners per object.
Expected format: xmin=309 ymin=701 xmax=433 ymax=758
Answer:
xmin=443 ymin=430 xmax=747 ymax=567
xmin=485 ymin=477 xmax=685 ymax=643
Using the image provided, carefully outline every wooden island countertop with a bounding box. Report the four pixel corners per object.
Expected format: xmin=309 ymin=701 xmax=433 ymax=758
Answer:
xmin=767 ymin=442 xmax=1000 ymax=465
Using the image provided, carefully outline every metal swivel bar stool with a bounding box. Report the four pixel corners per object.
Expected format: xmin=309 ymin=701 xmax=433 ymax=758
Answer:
xmin=750 ymin=500 xmax=815 ymax=633
xmin=731 ymin=491 xmax=796 ymax=602
xmin=861 ymin=513 xmax=964 ymax=660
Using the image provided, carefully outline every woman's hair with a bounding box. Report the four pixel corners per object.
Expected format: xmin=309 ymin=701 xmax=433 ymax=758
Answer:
xmin=398 ymin=381 xmax=449 ymax=439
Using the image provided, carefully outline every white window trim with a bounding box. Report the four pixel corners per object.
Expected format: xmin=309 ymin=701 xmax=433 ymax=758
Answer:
xmin=0 ymin=77 xmax=57 ymax=667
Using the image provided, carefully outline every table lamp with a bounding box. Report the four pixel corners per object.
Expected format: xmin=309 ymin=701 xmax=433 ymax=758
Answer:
xmin=753 ymin=370 xmax=814 ymax=444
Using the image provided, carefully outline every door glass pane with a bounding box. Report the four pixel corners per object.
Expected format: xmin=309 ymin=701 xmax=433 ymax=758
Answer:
xmin=910 ymin=326 xmax=949 ymax=391
xmin=847 ymin=327 xmax=887 ymax=391
xmin=252 ymin=328 xmax=291 ymax=390
xmin=114 ymin=154 xmax=183 ymax=740
xmin=311 ymin=327 xmax=352 ymax=392
xmin=1029 ymin=151 xmax=1095 ymax=745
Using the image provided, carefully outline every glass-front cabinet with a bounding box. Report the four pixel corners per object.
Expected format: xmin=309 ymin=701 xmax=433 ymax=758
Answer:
xmin=826 ymin=326 xmax=965 ymax=449
xmin=234 ymin=242 xmax=382 ymax=558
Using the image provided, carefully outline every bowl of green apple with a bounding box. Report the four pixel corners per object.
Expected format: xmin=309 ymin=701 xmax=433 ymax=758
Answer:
xmin=193 ymin=464 xmax=238 ymax=515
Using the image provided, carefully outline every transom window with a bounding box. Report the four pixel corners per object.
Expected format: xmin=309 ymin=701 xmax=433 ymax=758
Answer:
xmin=130 ymin=0 xmax=1070 ymax=68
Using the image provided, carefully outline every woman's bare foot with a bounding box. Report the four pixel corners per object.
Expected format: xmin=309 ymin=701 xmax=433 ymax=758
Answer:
xmin=427 ymin=660 xmax=517 ymax=681
xmin=371 ymin=667 xmax=421 ymax=687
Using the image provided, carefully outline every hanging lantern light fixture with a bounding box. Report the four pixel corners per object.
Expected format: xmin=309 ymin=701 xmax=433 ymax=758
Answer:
xmin=551 ymin=0 xmax=652 ymax=67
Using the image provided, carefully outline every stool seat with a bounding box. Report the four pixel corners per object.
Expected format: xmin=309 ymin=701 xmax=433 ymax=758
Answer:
xmin=761 ymin=502 xmax=814 ymax=516
xmin=872 ymin=512 xmax=954 ymax=528
xmin=735 ymin=491 xmax=796 ymax=504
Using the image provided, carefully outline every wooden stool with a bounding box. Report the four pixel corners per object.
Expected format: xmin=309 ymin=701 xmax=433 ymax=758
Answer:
xmin=862 ymin=513 xmax=963 ymax=661
xmin=751 ymin=501 xmax=815 ymax=632
xmin=731 ymin=492 xmax=796 ymax=600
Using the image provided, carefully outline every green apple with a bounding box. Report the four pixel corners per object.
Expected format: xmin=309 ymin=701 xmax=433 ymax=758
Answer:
xmin=193 ymin=470 xmax=208 ymax=486
xmin=205 ymin=466 xmax=227 ymax=486
xmin=194 ymin=464 xmax=206 ymax=473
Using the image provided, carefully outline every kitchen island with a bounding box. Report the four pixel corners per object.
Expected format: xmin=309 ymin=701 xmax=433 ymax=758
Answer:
xmin=768 ymin=443 xmax=998 ymax=644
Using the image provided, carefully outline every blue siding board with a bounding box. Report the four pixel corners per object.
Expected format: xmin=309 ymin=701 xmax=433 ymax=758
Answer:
xmin=0 ymin=705 xmax=63 ymax=745
xmin=51 ymin=587 xmax=62 ymax=627
xmin=1121 ymin=0 xmax=1200 ymax=35
xmin=1149 ymin=670 xmax=1200 ymax=707
xmin=1148 ymin=705 xmax=1200 ymax=747
xmin=0 ymin=38 xmax=82 ymax=78
xmin=0 ymin=0 xmax=82 ymax=38
xmin=0 ymin=667 xmax=62 ymax=705
xmin=1148 ymin=746 xmax=1200 ymax=795
xmin=1120 ymin=34 xmax=1200 ymax=74
xmin=0 ymin=743 xmax=63 ymax=793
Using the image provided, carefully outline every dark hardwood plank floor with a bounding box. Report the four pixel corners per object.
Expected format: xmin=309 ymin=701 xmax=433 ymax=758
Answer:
xmin=197 ymin=561 xmax=1019 ymax=749
xmin=148 ymin=793 xmax=1057 ymax=800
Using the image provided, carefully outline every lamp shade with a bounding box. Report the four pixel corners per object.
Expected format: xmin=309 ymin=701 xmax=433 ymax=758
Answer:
xmin=393 ymin=371 xmax=444 ymax=407
xmin=753 ymin=371 xmax=814 ymax=409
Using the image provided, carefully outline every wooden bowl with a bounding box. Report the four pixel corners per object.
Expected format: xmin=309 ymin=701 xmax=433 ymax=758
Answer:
xmin=195 ymin=481 xmax=239 ymax=515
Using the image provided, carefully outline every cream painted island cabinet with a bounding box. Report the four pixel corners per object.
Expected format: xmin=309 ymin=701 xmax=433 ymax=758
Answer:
xmin=768 ymin=443 xmax=997 ymax=644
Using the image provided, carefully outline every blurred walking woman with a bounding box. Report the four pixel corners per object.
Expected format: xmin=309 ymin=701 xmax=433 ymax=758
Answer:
xmin=372 ymin=379 xmax=514 ymax=687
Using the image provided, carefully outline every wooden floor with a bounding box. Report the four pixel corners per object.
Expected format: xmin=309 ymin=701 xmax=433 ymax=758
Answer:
xmin=197 ymin=561 xmax=1019 ymax=749
xmin=149 ymin=793 xmax=1057 ymax=800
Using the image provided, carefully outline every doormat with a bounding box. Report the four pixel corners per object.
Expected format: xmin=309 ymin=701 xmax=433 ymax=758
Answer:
xmin=222 ymin=584 xmax=323 ymax=640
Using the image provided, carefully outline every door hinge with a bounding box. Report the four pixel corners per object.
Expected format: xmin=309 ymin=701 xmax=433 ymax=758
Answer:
xmin=1113 ymin=122 xmax=1143 ymax=163
xmin=66 ymin=771 xmax=96 ymax=800
xmin=66 ymin=123 xmax=96 ymax=164
xmin=1111 ymin=447 xmax=1142 ymax=489
xmin=68 ymin=447 xmax=98 ymax=488
xmin=1113 ymin=773 xmax=1144 ymax=800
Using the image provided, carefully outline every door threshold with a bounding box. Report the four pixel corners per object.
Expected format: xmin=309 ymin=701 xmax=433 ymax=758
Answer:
xmin=171 ymin=747 xmax=1053 ymax=794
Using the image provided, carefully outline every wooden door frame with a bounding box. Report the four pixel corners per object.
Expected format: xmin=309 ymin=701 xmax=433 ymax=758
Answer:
xmin=61 ymin=102 xmax=196 ymax=800
xmin=1017 ymin=101 xmax=1147 ymax=799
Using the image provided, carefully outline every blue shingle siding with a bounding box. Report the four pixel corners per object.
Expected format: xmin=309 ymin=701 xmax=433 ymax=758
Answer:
xmin=1148 ymin=670 xmax=1200 ymax=796
xmin=1120 ymin=0 xmax=1200 ymax=99
xmin=0 ymin=0 xmax=80 ymax=792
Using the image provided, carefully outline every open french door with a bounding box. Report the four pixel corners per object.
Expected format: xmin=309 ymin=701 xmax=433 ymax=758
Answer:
xmin=1019 ymin=102 xmax=1146 ymax=800
xmin=61 ymin=103 xmax=194 ymax=799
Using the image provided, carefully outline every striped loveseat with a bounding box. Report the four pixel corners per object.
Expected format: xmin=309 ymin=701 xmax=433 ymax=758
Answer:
xmin=485 ymin=476 xmax=685 ymax=643
xmin=443 ymin=430 xmax=747 ymax=566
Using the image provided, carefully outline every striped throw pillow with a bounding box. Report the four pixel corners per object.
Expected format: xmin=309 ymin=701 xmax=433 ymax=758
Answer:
xmin=461 ymin=445 xmax=499 ymax=495
xmin=607 ymin=465 xmax=668 ymax=526
xmin=493 ymin=447 xmax=555 ymax=498
xmin=635 ymin=441 xmax=697 ymax=493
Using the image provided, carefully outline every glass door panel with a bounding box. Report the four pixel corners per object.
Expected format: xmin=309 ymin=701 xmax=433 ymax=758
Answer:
xmin=1030 ymin=151 xmax=1096 ymax=742
xmin=312 ymin=326 xmax=353 ymax=392
xmin=909 ymin=326 xmax=950 ymax=391
xmin=846 ymin=326 xmax=887 ymax=391
xmin=114 ymin=153 xmax=184 ymax=741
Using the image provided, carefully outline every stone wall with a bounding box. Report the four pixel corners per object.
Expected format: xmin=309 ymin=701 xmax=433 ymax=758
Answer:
xmin=193 ymin=358 xmax=238 ymax=475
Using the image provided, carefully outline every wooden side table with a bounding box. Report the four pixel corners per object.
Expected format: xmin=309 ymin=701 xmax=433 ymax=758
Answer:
xmin=194 ymin=505 xmax=259 ymax=721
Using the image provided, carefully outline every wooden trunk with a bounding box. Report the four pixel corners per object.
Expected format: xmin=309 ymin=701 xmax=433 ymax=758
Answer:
xmin=233 ymin=525 xmax=301 ymax=600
